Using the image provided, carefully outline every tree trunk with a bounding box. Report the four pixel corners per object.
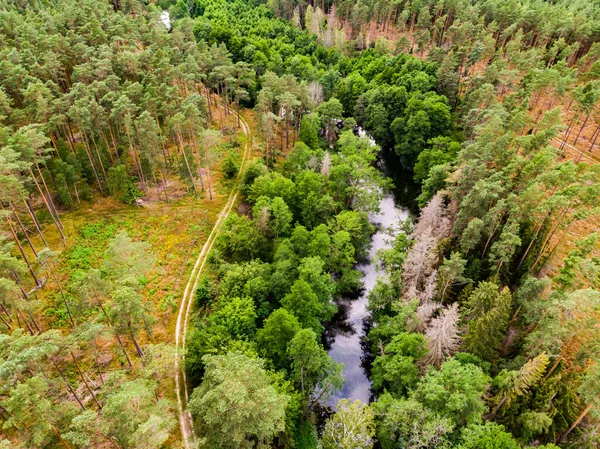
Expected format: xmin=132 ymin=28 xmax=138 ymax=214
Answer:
xmin=29 ymin=168 xmax=66 ymax=240
xmin=154 ymin=113 xmax=171 ymax=167
xmin=576 ymin=122 xmax=600 ymax=163
xmin=24 ymin=198 xmax=49 ymax=248
xmin=51 ymin=358 xmax=86 ymax=410
xmin=187 ymin=126 xmax=205 ymax=191
xmin=71 ymin=352 xmax=103 ymax=410
xmin=572 ymin=112 xmax=591 ymax=146
xmin=28 ymin=310 xmax=42 ymax=334
xmin=20 ymin=308 xmax=34 ymax=335
xmin=205 ymin=167 xmax=213 ymax=200
xmin=48 ymin=261 xmax=75 ymax=328
xmin=129 ymin=325 xmax=144 ymax=357
xmin=560 ymin=112 xmax=580 ymax=150
xmin=10 ymin=202 xmax=37 ymax=257
xmin=128 ymin=134 xmax=148 ymax=192
xmin=0 ymin=301 xmax=12 ymax=323
xmin=0 ymin=313 xmax=11 ymax=330
xmin=205 ymin=86 xmax=213 ymax=121
xmin=537 ymin=219 xmax=577 ymax=272
xmin=530 ymin=204 xmax=572 ymax=271
xmin=99 ymin=304 xmax=133 ymax=368
xmin=91 ymin=133 xmax=110 ymax=181
xmin=557 ymin=396 xmax=599 ymax=444
xmin=3 ymin=211 xmax=40 ymax=286
xmin=63 ymin=124 xmax=76 ymax=153
xmin=80 ymin=135 xmax=104 ymax=192
xmin=517 ymin=217 xmax=548 ymax=270
xmin=177 ymin=133 xmax=199 ymax=198
xmin=100 ymin=130 xmax=117 ymax=163
xmin=108 ymin=122 xmax=119 ymax=155
xmin=36 ymin=163 xmax=64 ymax=230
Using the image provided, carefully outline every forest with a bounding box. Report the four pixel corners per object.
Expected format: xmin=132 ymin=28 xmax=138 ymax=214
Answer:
xmin=0 ymin=0 xmax=599 ymax=448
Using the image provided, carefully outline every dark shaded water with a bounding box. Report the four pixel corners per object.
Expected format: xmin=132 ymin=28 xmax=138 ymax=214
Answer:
xmin=324 ymin=148 xmax=417 ymax=408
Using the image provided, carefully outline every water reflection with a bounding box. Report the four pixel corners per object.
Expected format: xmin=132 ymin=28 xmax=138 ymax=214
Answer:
xmin=324 ymin=149 xmax=417 ymax=409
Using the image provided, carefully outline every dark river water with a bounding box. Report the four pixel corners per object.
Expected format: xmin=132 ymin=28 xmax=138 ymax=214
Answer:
xmin=324 ymin=148 xmax=417 ymax=408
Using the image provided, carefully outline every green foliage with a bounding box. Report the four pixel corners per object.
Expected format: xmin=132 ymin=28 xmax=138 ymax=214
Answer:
xmin=299 ymin=116 xmax=320 ymax=149
xmin=321 ymin=399 xmax=375 ymax=449
xmin=195 ymin=276 xmax=213 ymax=306
xmin=518 ymin=411 xmax=553 ymax=441
xmin=257 ymin=308 xmax=301 ymax=371
xmin=242 ymin=159 xmax=269 ymax=192
xmin=222 ymin=151 xmax=240 ymax=178
xmin=188 ymin=352 xmax=289 ymax=449
xmin=371 ymin=332 xmax=427 ymax=396
xmin=462 ymin=282 xmax=513 ymax=362
xmin=492 ymin=352 xmax=550 ymax=414
xmin=335 ymin=72 xmax=368 ymax=115
xmin=413 ymin=137 xmax=460 ymax=184
xmin=556 ymin=233 xmax=599 ymax=290
xmin=9 ymin=0 xmax=600 ymax=447
xmin=99 ymin=376 xmax=176 ymax=449
xmin=210 ymin=296 xmax=257 ymax=340
xmin=372 ymin=394 xmax=454 ymax=449
xmin=108 ymin=165 xmax=141 ymax=205
xmin=282 ymin=279 xmax=327 ymax=333
xmin=458 ymin=422 xmax=520 ymax=449
xmin=218 ymin=260 xmax=273 ymax=318
xmin=287 ymin=328 xmax=344 ymax=405
xmin=415 ymin=358 xmax=489 ymax=427
xmin=293 ymin=420 xmax=320 ymax=449
xmin=391 ymin=92 xmax=452 ymax=170
xmin=216 ymin=214 xmax=269 ymax=261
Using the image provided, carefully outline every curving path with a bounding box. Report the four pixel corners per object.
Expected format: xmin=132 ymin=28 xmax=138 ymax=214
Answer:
xmin=174 ymin=108 xmax=253 ymax=449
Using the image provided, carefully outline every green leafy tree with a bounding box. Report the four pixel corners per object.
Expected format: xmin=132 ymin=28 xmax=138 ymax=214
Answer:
xmin=334 ymin=72 xmax=367 ymax=115
xmin=492 ymin=352 xmax=550 ymax=415
xmin=210 ymin=296 xmax=257 ymax=340
xmin=108 ymin=165 xmax=141 ymax=204
xmin=458 ymin=422 xmax=520 ymax=449
xmin=104 ymin=230 xmax=155 ymax=282
xmin=216 ymin=214 xmax=269 ymax=261
xmin=222 ymin=151 xmax=240 ymax=178
xmin=281 ymin=256 xmax=336 ymax=332
xmin=372 ymin=394 xmax=454 ymax=449
xmin=282 ymin=279 xmax=324 ymax=333
xmin=415 ymin=358 xmax=489 ymax=427
xmin=2 ymin=375 xmax=76 ymax=448
xmin=188 ymin=352 xmax=289 ymax=449
xmin=321 ymin=399 xmax=375 ymax=449
xmin=256 ymin=308 xmax=301 ymax=371
xmin=218 ymin=260 xmax=272 ymax=318
xmin=99 ymin=376 xmax=176 ymax=449
xmin=108 ymin=285 xmax=155 ymax=358
xmin=371 ymin=332 xmax=427 ymax=396
xmin=287 ymin=329 xmax=344 ymax=407
xmin=413 ymin=137 xmax=460 ymax=184
xmin=318 ymin=98 xmax=344 ymax=146
xmin=299 ymin=115 xmax=320 ymax=149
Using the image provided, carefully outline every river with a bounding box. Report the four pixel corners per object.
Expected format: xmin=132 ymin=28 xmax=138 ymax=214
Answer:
xmin=324 ymin=148 xmax=417 ymax=408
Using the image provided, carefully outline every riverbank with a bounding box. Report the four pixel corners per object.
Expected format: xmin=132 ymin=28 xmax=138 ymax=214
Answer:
xmin=324 ymin=149 xmax=416 ymax=408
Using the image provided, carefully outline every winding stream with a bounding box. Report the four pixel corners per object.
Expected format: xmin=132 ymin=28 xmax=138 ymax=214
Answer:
xmin=324 ymin=148 xmax=417 ymax=408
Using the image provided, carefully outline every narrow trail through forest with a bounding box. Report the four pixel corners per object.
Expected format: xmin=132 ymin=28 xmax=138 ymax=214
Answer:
xmin=174 ymin=105 xmax=253 ymax=449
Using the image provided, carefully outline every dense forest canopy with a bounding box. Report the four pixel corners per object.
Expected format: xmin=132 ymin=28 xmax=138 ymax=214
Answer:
xmin=0 ymin=0 xmax=600 ymax=448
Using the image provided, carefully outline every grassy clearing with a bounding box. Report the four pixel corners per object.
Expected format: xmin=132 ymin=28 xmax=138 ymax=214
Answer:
xmin=23 ymin=108 xmax=251 ymax=347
